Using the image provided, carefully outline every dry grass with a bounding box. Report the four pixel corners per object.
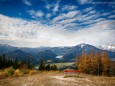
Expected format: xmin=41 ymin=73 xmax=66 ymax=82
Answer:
xmin=13 ymin=69 xmax=23 ymax=76
xmin=0 ymin=71 xmax=115 ymax=86
xmin=29 ymin=70 xmax=38 ymax=75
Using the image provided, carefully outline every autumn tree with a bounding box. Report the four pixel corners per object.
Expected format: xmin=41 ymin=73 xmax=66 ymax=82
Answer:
xmin=78 ymin=51 xmax=86 ymax=72
xmin=95 ymin=51 xmax=102 ymax=76
xmin=76 ymin=55 xmax=80 ymax=70
xmin=90 ymin=49 xmax=97 ymax=75
xmin=77 ymin=50 xmax=112 ymax=76
xmin=101 ymin=51 xmax=111 ymax=76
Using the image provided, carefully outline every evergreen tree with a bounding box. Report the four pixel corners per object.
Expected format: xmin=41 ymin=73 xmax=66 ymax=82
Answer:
xmin=51 ymin=64 xmax=57 ymax=70
xmin=45 ymin=64 xmax=50 ymax=71
xmin=39 ymin=60 xmax=45 ymax=71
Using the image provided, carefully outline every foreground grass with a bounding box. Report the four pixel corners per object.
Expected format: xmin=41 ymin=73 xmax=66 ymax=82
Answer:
xmin=0 ymin=71 xmax=115 ymax=86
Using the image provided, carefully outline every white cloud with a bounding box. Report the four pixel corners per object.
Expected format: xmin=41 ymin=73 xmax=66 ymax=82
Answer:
xmin=0 ymin=14 xmax=115 ymax=47
xmin=102 ymin=12 xmax=111 ymax=16
xmin=62 ymin=5 xmax=77 ymax=11
xmin=77 ymin=13 xmax=99 ymax=22
xmin=22 ymin=0 xmax=32 ymax=6
xmin=27 ymin=10 xmax=35 ymax=15
xmin=59 ymin=18 xmax=77 ymax=24
xmin=27 ymin=10 xmax=44 ymax=18
xmin=88 ymin=10 xmax=96 ymax=14
xmin=46 ymin=13 xmax=51 ymax=18
xmin=108 ymin=15 xmax=115 ymax=18
xmin=78 ymin=0 xmax=92 ymax=5
xmin=80 ymin=18 xmax=105 ymax=25
xmin=46 ymin=4 xmax=51 ymax=10
xmin=53 ymin=10 xmax=80 ymax=22
xmin=52 ymin=1 xmax=60 ymax=13
xmin=83 ymin=7 xmax=93 ymax=12
xmin=36 ymin=11 xmax=44 ymax=17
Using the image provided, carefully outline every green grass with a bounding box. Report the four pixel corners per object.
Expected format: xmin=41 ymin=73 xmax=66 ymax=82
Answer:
xmin=54 ymin=62 xmax=75 ymax=69
xmin=63 ymin=75 xmax=82 ymax=78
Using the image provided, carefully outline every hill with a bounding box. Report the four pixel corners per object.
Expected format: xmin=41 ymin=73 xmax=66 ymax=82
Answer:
xmin=5 ymin=49 xmax=38 ymax=64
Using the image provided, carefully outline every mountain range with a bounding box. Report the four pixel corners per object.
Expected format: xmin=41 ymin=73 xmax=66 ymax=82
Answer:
xmin=0 ymin=43 xmax=115 ymax=64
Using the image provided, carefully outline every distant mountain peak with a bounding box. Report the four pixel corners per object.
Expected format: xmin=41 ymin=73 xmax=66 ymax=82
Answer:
xmin=98 ymin=44 xmax=115 ymax=52
xmin=76 ymin=43 xmax=91 ymax=48
xmin=78 ymin=43 xmax=86 ymax=48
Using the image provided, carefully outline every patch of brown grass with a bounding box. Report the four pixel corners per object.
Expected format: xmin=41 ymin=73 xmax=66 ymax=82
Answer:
xmin=29 ymin=70 xmax=38 ymax=75
xmin=13 ymin=69 xmax=23 ymax=76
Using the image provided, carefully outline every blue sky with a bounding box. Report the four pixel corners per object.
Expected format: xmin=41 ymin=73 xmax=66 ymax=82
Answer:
xmin=0 ymin=0 xmax=115 ymax=47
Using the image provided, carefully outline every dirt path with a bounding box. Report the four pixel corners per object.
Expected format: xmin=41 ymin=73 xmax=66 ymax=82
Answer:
xmin=0 ymin=72 xmax=115 ymax=86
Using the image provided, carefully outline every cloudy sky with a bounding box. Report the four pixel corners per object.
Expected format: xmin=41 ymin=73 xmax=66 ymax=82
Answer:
xmin=0 ymin=0 xmax=115 ymax=47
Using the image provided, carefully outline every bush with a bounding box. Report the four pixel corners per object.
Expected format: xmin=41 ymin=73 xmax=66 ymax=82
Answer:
xmin=4 ymin=67 xmax=14 ymax=76
xmin=14 ymin=69 xmax=22 ymax=76
xmin=22 ymin=69 xmax=29 ymax=74
xmin=29 ymin=70 xmax=37 ymax=75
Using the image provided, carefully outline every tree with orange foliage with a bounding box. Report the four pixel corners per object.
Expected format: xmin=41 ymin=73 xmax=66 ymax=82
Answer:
xmin=101 ymin=51 xmax=111 ymax=76
xmin=77 ymin=50 xmax=111 ymax=76
xmin=78 ymin=51 xmax=86 ymax=72
xmin=95 ymin=51 xmax=102 ymax=76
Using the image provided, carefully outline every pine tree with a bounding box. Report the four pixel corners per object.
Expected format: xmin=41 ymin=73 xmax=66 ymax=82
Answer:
xmin=45 ymin=64 xmax=50 ymax=71
xmin=53 ymin=65 xmax=57 ymax=70
xmin=51 ymin=64 xmax=57 ymax=71
xmin=39 ymin=60 xmax=45 ymax=71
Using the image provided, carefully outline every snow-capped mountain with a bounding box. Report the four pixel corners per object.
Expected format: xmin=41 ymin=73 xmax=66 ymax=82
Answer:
xmin=98 ymin=44 xmax=115 ymax=52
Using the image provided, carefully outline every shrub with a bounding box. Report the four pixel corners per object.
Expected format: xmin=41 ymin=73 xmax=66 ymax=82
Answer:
xmin=14 ymin=69 xmax=22 ymax=76
xmin=29 ymin=70 xmax=37 ymax=75
xmin=22 ymin=69 xmax=29 ymax=74
xmin=4 ymin=67 xmax=14 ymax=76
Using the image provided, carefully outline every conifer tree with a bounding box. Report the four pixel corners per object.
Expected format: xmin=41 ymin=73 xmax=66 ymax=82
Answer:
xmin=101 ymin=51 xmax=110 ymax=76
xmin=45 ymin=64 xmax=50 ymax=71
xmin=78 ymin=51 xmax=87 ymax=72
xmin=51 ymin=64 xmax=57 ymax=70
xmin=39 ymin=60 xmax=45 ymax=71
xmin=95 ymin=51 xmax=102 ymax=75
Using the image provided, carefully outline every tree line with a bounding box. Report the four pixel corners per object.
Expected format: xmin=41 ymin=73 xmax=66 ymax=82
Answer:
xmin=0 ymin=54 xmax=57 ymax=71
xmin=39 ymin=60 xmax=57 ymax=71
xmin=0 ymin=54 xmax=34 ymax=69
xmin=77 ymin=50 xmax=115 ymax=76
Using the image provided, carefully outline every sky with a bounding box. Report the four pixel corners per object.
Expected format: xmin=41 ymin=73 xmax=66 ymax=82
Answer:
xmin=0 ymin=0 xmax=115 ymax=47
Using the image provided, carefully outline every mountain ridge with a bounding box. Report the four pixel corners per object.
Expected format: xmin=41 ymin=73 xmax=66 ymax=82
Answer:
xmin=0 ymin=43 xmax=115 ymax=63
